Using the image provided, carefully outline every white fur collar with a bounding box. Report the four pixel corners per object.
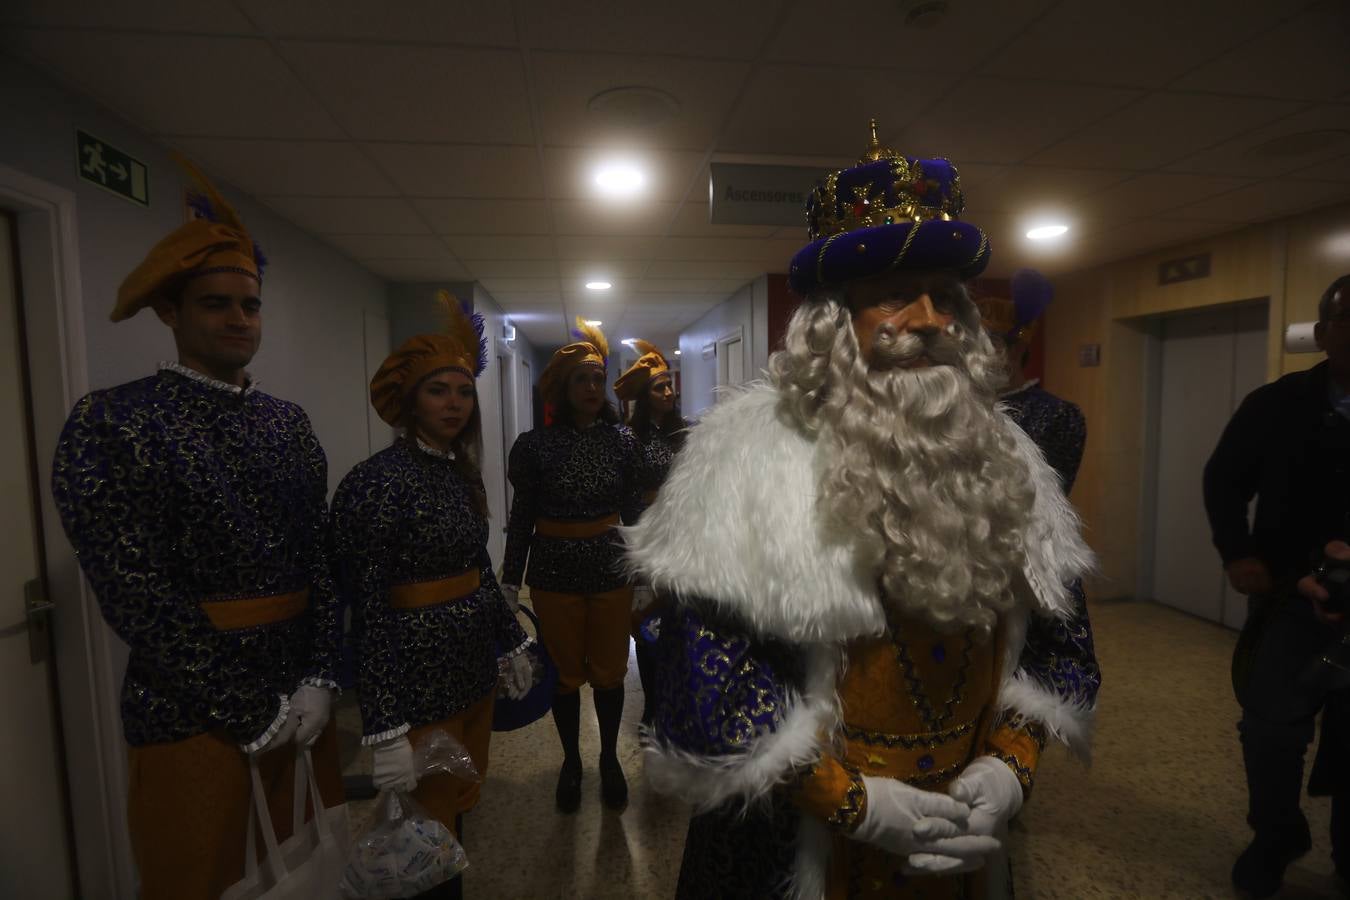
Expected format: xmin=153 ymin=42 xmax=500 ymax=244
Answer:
xmin=622 ymin=382 xmax=1093 ymax=644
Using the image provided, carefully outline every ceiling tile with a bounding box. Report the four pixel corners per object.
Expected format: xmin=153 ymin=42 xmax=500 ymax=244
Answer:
xmin=1074 ymin=173 xmax=1257 ymax=221
xmin=2 ymin=0 xmax=252 ymax=31
xmin=361 ymin=258 xmax=472 ymax=281
xmin=646 ymin=259 xmax=768 ymax=279
xmin=531 ymin=51 xmax=747 ymax=150
xmin=366 ymin=143 xmax=544 ymax=197
xmin=1174 ymin=1 xmax=1350 ymax=102
xmin=543 ymin=148 xmax=707 ymax=202
xmin=281 ymin=42 xmax=532 ymax=143
xmin=8 ymin=30 xmax=342 ymax=138
xmin=168 ymin=138 xmax=398 ymax=197
xmin=770 ymin=0 xmax=1053 ymax=71
xmin=554 ymin=235 xmax=658 ymax=261
xmin=445 ymin=235 xmax=555 ymax=259
xmin=980 ymin=0 xmax=1295 ymax=89
xmin=551 ymin=200 xmax=677 ymax=236
xmin=651 ymin=237 xmax=799 ymax=266
xmin=1288 ymin=152 xmax=1350 ymax=183
xmin=669 ymin=202 xmax=781 ymax=238
xmin=514 ymin=0 xmax=781 ymax=59
xmin=261 ymin=196 xmax=429 ymax=233
xmin=557 ymin=259 xmax=649 ymax=281
xmin=963 ymin=167 xmax=1132 ymax=217
xmin=1163 ymin=179 xmax=1350 ymax=224
xmin=324 ymin=234 xmax=452 ymax=259
xmin=637 ymin=278 xmax=750 ymax=294
xmin=720 ymin=64 xmax=933 ymax=157
xmin=237 ymin=0 xmax=517 ymax=43
xmin=1163 ymin=105 xmax=1350 ymax=178
xmin=463 ymin=260 xmax=558 ymax=278
xmin=477 ymin=277 xmax=562 ymax=294
xmin=1029 ymin=92 xmax=1307 ymax=170
xmin=899 ymin=78 xmax=1144 ymax=164
xmin=412 ymin=198 xmax=551 ymax=234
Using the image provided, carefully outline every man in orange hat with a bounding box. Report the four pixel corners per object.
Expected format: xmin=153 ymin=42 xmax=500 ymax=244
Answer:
xmin=51 ymin=162 xmax=344 ymax=899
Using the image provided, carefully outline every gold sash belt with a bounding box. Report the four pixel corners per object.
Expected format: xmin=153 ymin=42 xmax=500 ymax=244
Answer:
xmin=200 ymin=588 xmax=309 ymax=631
xmin=389 ymin=568 xmax=481 ymax=610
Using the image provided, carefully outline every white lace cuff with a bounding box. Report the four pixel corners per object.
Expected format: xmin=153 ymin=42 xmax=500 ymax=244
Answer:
xmin=239 ymin=694 xmax=290 ymax=754
xmin=299 ymin=676 xmax=341 ymax=694
xmin=361 ymin=722 xmax=412 ymax=746
xmin=499 ymin=636 xmax=534 ymax=661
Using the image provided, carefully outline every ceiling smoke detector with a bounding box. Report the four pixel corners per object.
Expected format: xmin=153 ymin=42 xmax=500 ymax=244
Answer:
xmin=587 ymin=86 xmax=681 ymax=130
xmin=1245 ymin=129 xmax=1350 ymax=160
xmin=899 ymin=0 xmax=950 ymax=28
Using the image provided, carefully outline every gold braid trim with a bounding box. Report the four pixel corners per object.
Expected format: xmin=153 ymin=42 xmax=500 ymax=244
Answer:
xmin=826 ymin=764 xmax=868 ymax=833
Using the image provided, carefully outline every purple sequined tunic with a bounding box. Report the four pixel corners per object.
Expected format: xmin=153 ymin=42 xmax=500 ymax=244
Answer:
xmin=330 ymin=439 xmax=528 ymax=743
xmin=51 ymin=364 xmax=340 ymax=747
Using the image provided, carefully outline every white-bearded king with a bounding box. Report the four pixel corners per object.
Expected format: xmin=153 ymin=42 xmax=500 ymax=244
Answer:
xmin=624 ymin=123 xmax=1102 ymax=900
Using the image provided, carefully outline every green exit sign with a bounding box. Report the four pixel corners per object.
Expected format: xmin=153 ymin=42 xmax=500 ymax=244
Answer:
xmin=76 ymin=130 xmax=148 ymax=207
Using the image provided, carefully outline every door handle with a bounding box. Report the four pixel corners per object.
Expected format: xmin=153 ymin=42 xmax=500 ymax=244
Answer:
xmin=24 ymin=578 xmax=54 ymax=664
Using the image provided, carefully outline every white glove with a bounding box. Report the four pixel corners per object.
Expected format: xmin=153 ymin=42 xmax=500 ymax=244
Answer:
xmin=290 ymin=684 xmax=333 ymax=748
xmin=851 ymin=775 xmax=973 ymax=857
xmin=501 ymin=649 xmax=535 ymax=700
xmin=372 ymin=735 xmax=417 ymax=792
xmin=907 ymin=757 xmax=1022 ymax=875
xmin=245 ymin=697 xmax=299 ymax=756
xmin=632 ymin=586 xmax=655 ymax=612
xmin=500 ymin=584 xmax=520 ymax=612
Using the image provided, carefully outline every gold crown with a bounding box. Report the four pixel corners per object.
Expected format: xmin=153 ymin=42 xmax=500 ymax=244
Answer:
xmin=807 ymin=119 xmax=966 ymax=241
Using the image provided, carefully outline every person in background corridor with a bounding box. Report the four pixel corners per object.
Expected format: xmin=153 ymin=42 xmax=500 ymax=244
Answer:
xmin=626 ymin=123 xmax=1101 ymax=899
xmin=50 ymin=160 xmax=343 ymax=900
xmin=1204 ymin=273 xmax=1350 ymax=898
xmin=502 ymin=319 xmax=643 ymax=814
xmin=614 ymin=340 xmax=688 ymax=727
xmin=330 ymin=291 xmax=533 ymax=900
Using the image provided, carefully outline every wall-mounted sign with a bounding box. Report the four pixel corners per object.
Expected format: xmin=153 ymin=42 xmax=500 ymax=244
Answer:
xmin=709 ymin=162 xmax=828 ymax=227
xmin=76 ymin=130 xmax=148 ymax=207
xmin=1079 ymin=343 xmax=1101 ymax=367
xmin=1158 ymin=252 xmax=1211 ymax=285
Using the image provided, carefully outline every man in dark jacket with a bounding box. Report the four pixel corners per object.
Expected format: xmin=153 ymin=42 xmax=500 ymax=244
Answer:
xmin=1204 ymin=274 xmax=1350 ymax=898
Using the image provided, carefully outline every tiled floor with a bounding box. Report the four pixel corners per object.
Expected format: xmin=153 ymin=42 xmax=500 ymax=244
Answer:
xmin=336 ymin=597 xmax=1344 ymax=898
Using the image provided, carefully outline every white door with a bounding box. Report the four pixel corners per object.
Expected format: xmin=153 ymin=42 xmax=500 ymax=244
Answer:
xmin=0 ymin=212 xmax=77 ymax=898
xmin=1150 ymin=301 xmax=1268 ymax=626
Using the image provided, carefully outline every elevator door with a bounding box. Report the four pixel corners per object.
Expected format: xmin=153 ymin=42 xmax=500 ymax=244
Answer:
xmin=1150 ymin=302 xmax=1268 ymax=627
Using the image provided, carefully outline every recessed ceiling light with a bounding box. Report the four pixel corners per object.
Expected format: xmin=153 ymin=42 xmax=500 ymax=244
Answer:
xmin=594 ymin=161 xmax=646 ymax=199
xmin=621 ymin=338 xmax=636 ymax=346
xmin=673 ymin=349 xmax=682 ymax=356
xmin=584 ymin=319 xmax=602 ymax=327
xmin=1026 ymin=224 xmax=1069 ymax=240
xmin=585 ymin=281 xmax=612 ymax=290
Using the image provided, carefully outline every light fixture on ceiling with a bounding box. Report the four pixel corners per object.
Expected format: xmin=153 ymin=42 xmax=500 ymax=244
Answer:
xmin=621 ymin=338 xmax=636 ymax=346
xmin=585 ymin=319 xmax=603 ymax=327
xmin=593 ymin=160 xmax=647 ymax=200
xmin=587 ymin=86 xmax=681 ymax=130
xmin=899 ymin=0 xmax=949 ymax=28
xmin=585 ymin=281 xmax=613 ymax=291
xmin=1026 ymin=224 xmax=1070 ymax=241
xmin=673 ymin=349 xmax=682 ymax=356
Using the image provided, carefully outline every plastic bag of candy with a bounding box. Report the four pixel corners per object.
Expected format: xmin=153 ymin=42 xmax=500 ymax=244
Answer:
xmin=339 ymin=729 xmax=480 ymax=899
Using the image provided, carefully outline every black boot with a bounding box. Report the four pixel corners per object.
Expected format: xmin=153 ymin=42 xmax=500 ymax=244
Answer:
xmin=552 ymin=690 xmax=583 ymax=813
xmin=593 ymin=685 xmax=628 ymax=811
xmin=635 ymin=641 xmax=657 ymax=729
xmin=1233 ymin=737 xmax=1313 ymax=898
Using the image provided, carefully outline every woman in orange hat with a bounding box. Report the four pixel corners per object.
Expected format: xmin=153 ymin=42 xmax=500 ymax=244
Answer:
xmin=501 ymin=319 xmax=643 ymax=814
xmin=331 ymin=292 xmax=533 ymax=900
xmin=613 ymin=340 xmax=687 ymax=727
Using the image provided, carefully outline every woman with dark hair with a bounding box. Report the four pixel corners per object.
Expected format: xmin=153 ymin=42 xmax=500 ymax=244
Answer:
xmin=614 ymin=340 xmax=686 ymax=726
xmin=502 ymin=318 xmax=642 ymax=814
xmin=332 ymin=293 xmax=533 ymax=900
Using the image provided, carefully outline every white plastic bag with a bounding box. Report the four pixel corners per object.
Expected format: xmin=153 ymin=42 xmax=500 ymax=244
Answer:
xmin=339 ymin=729 xmax=480 ymax=899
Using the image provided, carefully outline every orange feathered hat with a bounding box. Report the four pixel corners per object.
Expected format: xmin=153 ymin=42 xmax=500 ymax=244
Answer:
xmin=613 ymin=339 xmax=671 ymax=402
xmin=112 ymin=156 xmax=264 ymax=322
xmin=369 ymin=291 xmax=487 ymax=427
xmin=538 ymin=317 xmax=609 ymax=404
